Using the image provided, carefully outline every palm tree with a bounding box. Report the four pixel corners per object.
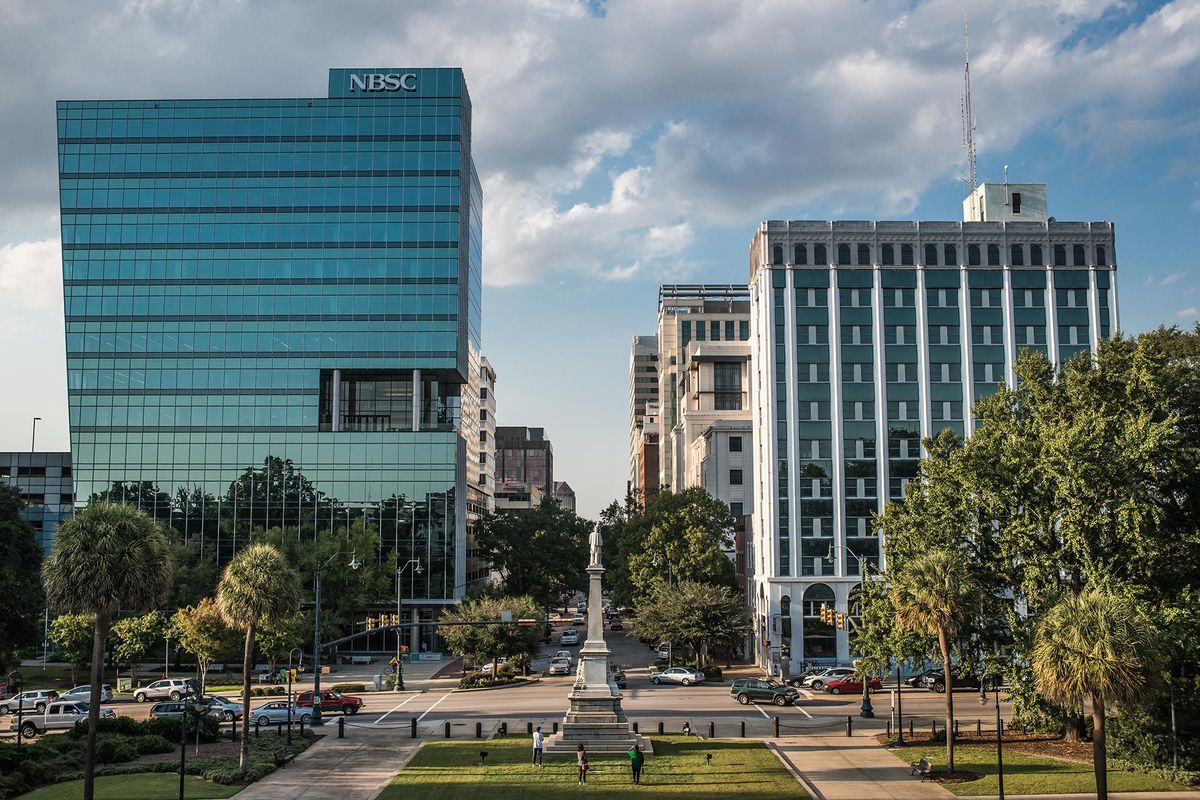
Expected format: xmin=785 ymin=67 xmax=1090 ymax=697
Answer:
xmin=216 ymin=543 xmax=299 ymax=775
xmin=891 ymin=548 xmax=982 ymax=774
xmin=1032 ymin=587 xmax=1160 ymax=800
xmin=42 ymin=503 xmax=172 ymax=800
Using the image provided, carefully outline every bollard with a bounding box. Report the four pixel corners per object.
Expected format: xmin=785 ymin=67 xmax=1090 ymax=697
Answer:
xmin=633 ymin=722 xmax=639 ymax=733
xmin=476 ymin=722 xmax=482 ymax=739
xmin=977 ymin=719 xmax=981 ymax=736
xmin=909 ymin=719 xmax=914 ymax=738
xmin=658 ymin=721 xmax=664 ymax=735
xmin=337 ymin=716 xmax=345 ymax=739
xmin=527 ymin=722 xmax=533 ymax=735
xmin=708 ymin=721 xmax=715 ymax=739
xmin=773 ymin=717 xmax=780 ymax=738
xmin=230 ymin=718 xmax=237 ymax=741
xmin=932 ymin=721 xmax=937 ymax=739
xmin=954 ymin=720 xmax=959 ymax=737
xmin=846 ymin=715 xmax=853 ymax=737
xmin=887 ymin=720 xmax=892 ymax=738
xmin=278 ymin=722 xmax=283 ymax=736
xmin=999 ymin=719 xmax=1004 ymax=735
xmin=445 ymin=721 xmax=451 ymax=739
xmin=740 ymin=720 xmax=746 ymax=738
xmin=299 ymin=719 xmax=305 ymax=736
xmin=255 ymin=718 xmax=261 ymax=739
xmin=412 ymin=718 xmax=418 ymax=739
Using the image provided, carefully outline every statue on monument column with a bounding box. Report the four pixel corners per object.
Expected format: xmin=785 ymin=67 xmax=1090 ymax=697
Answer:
xmin=589 ymin=527 xmax=603 ymax=567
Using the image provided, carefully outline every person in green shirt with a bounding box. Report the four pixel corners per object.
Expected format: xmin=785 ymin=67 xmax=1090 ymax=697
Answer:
xmin=628 ymin=743 xmax=645 ymax=784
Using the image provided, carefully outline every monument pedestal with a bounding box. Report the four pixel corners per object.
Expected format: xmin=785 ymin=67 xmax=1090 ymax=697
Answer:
xmin=543 ymin=563 xmax=647 ymax=754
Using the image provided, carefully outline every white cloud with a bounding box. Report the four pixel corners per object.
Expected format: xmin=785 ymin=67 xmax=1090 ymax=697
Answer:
xmin=1178 ymin=306 xmax=1198 ymax=318
xmin=0 ymin=237 xmax=63 ymax=310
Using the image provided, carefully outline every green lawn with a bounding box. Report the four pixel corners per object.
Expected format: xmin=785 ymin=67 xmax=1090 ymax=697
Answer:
xmin=898 ymin=744 xmax=1184 ymax=796
xmin=379 ymin=736 xmax=808 ymax=799
xmin=18 ymin=773 xmax=241 ymax=800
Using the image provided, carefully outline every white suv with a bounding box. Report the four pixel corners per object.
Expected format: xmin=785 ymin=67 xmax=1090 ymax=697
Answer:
xmin=134 ymin=678 xmax=192 ymax=702
xmin=0 ymin=690 xmax=59 ymax=714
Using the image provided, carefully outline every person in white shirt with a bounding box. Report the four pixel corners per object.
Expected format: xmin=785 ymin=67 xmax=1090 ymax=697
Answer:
xmin=532 ymin=726 xmax=544 ymax=766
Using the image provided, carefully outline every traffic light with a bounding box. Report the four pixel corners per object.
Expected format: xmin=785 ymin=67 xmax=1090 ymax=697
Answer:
xmin=366 ymin=616 xmax=376 ymax=629
xmin=391 ymin=614 xmax=400 ymax=626
xmin=836 ymin=612 xmax=847 ymax=631
xmin=820 ymin=603 xmax=830 ymax=624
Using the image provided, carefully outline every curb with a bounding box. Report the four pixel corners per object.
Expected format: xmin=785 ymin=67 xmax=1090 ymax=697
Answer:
xmin=452 ymin=678 xmax=542 ymax=693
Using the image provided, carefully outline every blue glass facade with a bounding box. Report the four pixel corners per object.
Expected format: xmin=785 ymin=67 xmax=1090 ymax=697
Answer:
xmin=57 ymin=68 xmax=482 ymax=601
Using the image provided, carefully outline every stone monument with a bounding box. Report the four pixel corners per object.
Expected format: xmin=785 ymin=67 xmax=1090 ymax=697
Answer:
xmin=543 ymin=528 xmax=647 ymax=753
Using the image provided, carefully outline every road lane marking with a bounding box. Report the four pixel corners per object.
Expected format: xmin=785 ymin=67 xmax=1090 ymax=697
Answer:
xmin=416 ymin=692 xmax=450 ymax=722
xmin=798 ymin=688 xmax=815 ymax=699
xmin=373 ymin=693 xmax=419 ymax=725
xmin=794 ymin=703 xmax=813 ymax=719
xmin=754 ymin=703 xmax=770 ymax=719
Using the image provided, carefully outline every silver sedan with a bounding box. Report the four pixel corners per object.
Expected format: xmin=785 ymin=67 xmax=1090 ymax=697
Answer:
xmin=649 ymin=667 xmax=705 ymax=686
xmin=250 ymin=700 xmax=310 ymax=726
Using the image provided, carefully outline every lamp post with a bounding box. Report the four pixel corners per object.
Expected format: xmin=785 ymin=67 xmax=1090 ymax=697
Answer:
xmin=826 ymin=544 xmax=874 ymax=719
xmin=311 ymin=550 xmax=362 ymax=727
xmin=31 ymin=417 xmax=41 ymax=452
xmin=895 ymin=663 xmax=905 ymax=744
xmin=980 ymin=665 xmax=1005 ymax=800
xmin=287 ymin=647 xmax=303 ymax=746
xmin=394 ymin=559 xmax=423 ymax=691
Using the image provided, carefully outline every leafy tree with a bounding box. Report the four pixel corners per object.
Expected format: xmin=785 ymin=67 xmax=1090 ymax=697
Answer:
xmin=172 ymin=598 xmax=238 ymax=694
xmin=630 ymin=580 xmax=748 ymax=667
xmin=216 ymin=542 xmax=299 ymax=776
xmin=474 ymin=499 xmax=590 ymax=606
xmin=0 ymin=486 xmax=44 ymax=670
xmin=256 ymin=611 xmax=308 ymax=673
xmin=441 ymin=596 xmax=542 ymax=678
xmin=849 ymin=570 xmax=935 ymax=679
xmin=42 ymin=502 xmax=173 ymax=800
xmin=49 ymin=613 xmax=96 ymax=686
xmin=112 ymin=611 xmax=165 ymax=688
xmin=623 ymin=488 xmax=735 ymax=600
xmin=1033 ymin=587 xmax=1162 ymax=800
xmin=891 ymin=548 xmax=983 ymax=775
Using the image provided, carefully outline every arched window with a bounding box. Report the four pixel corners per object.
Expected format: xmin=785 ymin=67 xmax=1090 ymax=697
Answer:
xmin=780 ymin=595 xmax=792 ymax=663
xmin=772 ymin=245 xmax=783 ymax=266
xmin=1054 ymin=244 xmax=1067 ymax=266
xmin=1073 ymin=244 xmax=1086 ymax=266
xmin=858 ymin=243 xmax=871 ymax=265
xmin=1095 ymin=245 xmax=1107 ymax=266
xmin=924 ymin=244 xmax=938 ymax=266
xmin=814 ymin=243 xmax=827 ymax=265
xmin=1010 ymin=244 xmax=1024 ymax=267
xmin=802 ymin=584 xmax=837 ymax=659
xmin=968 ymin=244 xmax=981 ymax=266
xmin=944 ymin=244 xmax=957 ymax=265
xmin=987 ymin=244 xmax=1001 ymax=266
xmin=901 ymin=244 xmax=914 ymax=266
xmin=794 ymin=243 xmax=808 ymax=266
xmin=881 ymin=244 xmax=895 ymax=266
xmin=838 ymin=244 xmax=852 ymax=265
xmin=1031 ymin=244 xmax=1043 ymax=266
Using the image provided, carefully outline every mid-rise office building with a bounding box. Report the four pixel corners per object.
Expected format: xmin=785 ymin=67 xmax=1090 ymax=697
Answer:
xmin=493 ymin=481 xmax=544 ymax=512
xmin=495 ymin=426 xmax=553 ymax=498
xmin=636 ymin=402 xmax=661 ymax=505
xmin=656 ymin=286 xmax=751 ymax=492
xmin=748 ymin=183 xmax=1117 ymax=673
xmin=628 ymin=335 xmax=659 ymax=497
xmin=1 ymin=452 xmax=74 ymax=553
xmin=57 ymin=69 xmax=485 ymax=633
xmin=552 ymin=480 xmax=577 ymax=513
xmin=477 ymin=356 xmax=498 ymax=510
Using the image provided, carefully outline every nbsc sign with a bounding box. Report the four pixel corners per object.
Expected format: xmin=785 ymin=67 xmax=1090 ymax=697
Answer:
xmin=349 ymin=73 xmax=417 ymax=93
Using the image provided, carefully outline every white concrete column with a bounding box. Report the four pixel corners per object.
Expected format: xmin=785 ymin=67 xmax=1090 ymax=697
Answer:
xmin=915 ymin=267 xmax=932 ymax=447
xmin=870 ymin=267 xmax=888 ymax=571
xmin=828 ymin=269 xmax=845 ymax=578
xmin=1087 ymin=267 xmax=1101 ymax=352
xmin=412 ymin=369 xmax=422 ymax=432
xmin=331 ymin=369 xmax=341 ymax=431
xmin=1002 ymin=267 xmax=1017 ymax=386
xmin=1046 ymin=266 xmax=1060 ymax=369
xmin=959 ymin=267 xmax=974 ymax=433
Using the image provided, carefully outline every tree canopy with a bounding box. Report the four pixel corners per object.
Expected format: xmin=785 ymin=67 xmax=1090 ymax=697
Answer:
xmin=630 ymin=579 xmax=748 ymax=667
xmin=0 ymin=486 xmax=44 ymax=671
xmin=473 ymin=499 xmax=591 ymax=604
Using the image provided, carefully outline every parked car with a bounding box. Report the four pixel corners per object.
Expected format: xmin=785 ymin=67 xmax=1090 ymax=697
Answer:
xmin=731 ymin=678 xmax=799 ymax=706
xmin=134 ymin=678 xmax=192 ymax=703
xmin=823 ymin=676 xmax=883 ymax=695
xmin=571 ymin=613 xmax=586 ymax=626
xmin=10 ymin=701 xmax=114 ymax=736
xmin=559 ymin=629 xmax=580 ymax=646
xmin=547 ymin=657 xmax=573 ymax=676
xmin=251 ymin=700 xmax=309 ymax=726
xmin=609 ymin=618 xmax=623 ymax=631
xmin=149 ymin=700 xmax=187 ymax=719
xmin=61 ymin=685 xmax=113 ymax=703
xmin=654 ymin=643 xmax=671 ymax=660
xmin=479 ymin=657 xmax=509 ymax=675
xmin=921 ymin=671 xmax=996 ymax=693
xmin=610 ymin=665 xmax=627 ymax=689
xmin=295 ymin=689 xmax=362 ymax=715
xmin=199 ymin=695 xmax=244 ymax=721
xmin=904 ymin=669 xmax=942 ymax=689
xmin=803 ymin=668 xmax=855 ymax=690
xmin=649 ymin=666 xmax=704 ymax=686
xmin=0 ymin=690 xmax=60 ymax=714
xmin=554 ymin=650 xmax=573 ymax=663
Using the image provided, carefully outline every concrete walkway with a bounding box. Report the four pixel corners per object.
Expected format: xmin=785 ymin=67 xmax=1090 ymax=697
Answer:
xmin=973 ymin=794 xmax=1199 ymax=799
xmin=772 ymin=735 xmax=955 ymax=799
xmin=230 ymin=727 xmax=422 ymax=800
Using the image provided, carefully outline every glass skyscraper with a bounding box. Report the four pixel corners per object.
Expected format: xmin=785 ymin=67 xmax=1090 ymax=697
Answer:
xmin=748 ymin=183 xmax=1118 ymax=673
xmin=56 ymin=68 xmax=483 ymax=605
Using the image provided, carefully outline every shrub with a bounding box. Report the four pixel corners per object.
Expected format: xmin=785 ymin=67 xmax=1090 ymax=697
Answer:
xmin=331 ymin=683 xmax=365 ymax=693
xmin=94 ymin=736 xmax=138 ymax=764
xmin=457 ymin=672 xmax=522 ymax=689
xmin=129 ymin=734 xmax=175 ymax=755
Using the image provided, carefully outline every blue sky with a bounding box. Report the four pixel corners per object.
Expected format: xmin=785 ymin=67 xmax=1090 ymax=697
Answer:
xmin=0 ymin=0 xmax=1197 ymax=518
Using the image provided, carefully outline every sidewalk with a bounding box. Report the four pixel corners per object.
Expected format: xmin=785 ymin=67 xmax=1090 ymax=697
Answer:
xmin=772 ymin=735 xmax=955 ymax=799
xmin=230 ymin=727 xmax=422 ymax=800
xmin=971 ymin=794 xmax=1199 ymax=799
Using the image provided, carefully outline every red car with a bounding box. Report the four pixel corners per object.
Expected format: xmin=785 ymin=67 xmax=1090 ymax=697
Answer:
xmin=823 ymin=676 xmax=883 ymax=695
xmin=295 ymin=689 xmax=362 ymax=715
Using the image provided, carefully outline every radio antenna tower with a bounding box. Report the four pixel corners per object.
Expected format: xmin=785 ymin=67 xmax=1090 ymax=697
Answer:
xmin=961 ymin=16 xmax=978 ymax=197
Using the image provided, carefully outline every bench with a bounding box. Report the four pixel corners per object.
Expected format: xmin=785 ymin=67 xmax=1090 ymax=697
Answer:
xmin=274 ymin=750 xmax=297 ymax=768
xmin=911 ymin=757 xmax=933 ymax=781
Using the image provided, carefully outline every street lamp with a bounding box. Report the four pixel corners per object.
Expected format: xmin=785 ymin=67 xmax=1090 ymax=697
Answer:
xmin=825 ymin=544 xmax=875 ymax=719
xmin=394 ymin=559 xmax=423 ymax=691
xmin=980 ymin=662 xmax=1005 ymax=800
xmin=311 ymin=550 xmax=361 ymax=726
xmin=287 ymin=647 xmax=303 ymax=747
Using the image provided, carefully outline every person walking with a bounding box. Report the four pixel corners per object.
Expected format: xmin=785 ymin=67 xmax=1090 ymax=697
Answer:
xmin=576 ymin=743 xmax=589 ymax=785
xmin=532 ymin=726 xmax=544 ymax=767
xmin=628 ymin=742 xmax=644 ymax=784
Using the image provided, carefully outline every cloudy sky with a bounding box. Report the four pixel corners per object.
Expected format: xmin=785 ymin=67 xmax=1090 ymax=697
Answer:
xmin=1 ymin=0 xmax=1198 ymax=518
